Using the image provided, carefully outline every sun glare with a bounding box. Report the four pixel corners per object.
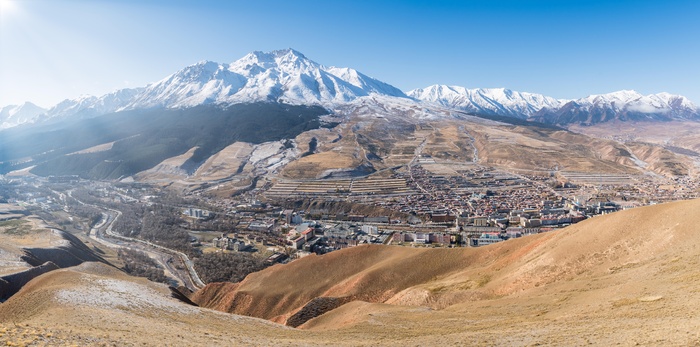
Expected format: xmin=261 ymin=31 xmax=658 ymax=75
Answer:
xmin=0 ymin=0 xmax=16 ymax=15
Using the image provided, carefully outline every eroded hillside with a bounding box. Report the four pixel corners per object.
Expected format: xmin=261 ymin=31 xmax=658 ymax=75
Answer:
xmin=3 ymin=199 xmax=700 ymax=345
xmin=190 ymin=198 xmax=700 ymax=345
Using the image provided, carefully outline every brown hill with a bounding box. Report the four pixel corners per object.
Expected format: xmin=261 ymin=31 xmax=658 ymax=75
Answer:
xmin=190 ymin=245 xmax=477 ymax=323
xmin=193 ymin=199 xmax=700 ymax=337
xmin=0 ymin=262 xmax=321 ymax=346
xmin=3 ymin=199 xmax=700 ymax=345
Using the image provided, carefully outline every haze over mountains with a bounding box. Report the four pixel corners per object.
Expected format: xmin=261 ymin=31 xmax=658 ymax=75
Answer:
xmin=2 ymin=49 xmax=698 ymax=129
xmin=0 ymin=102 xmax=47 ymax=130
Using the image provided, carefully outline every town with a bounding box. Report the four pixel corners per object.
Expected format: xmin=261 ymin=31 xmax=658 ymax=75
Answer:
xmin=5 ymin=157 xmax=696 ymax=266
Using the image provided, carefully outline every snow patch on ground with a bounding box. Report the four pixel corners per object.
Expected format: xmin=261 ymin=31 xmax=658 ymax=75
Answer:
xmin=267 ymin=156 xmax=282 ymax=166
xmin=51 ymin=229 xmax=72 ymax=247
xmin=249 ymin=141 xmax=284 ymax=163
xmin=630 ymin=154 xmax=649 ymax=169
xmin=55 ymin=276 xmax=199 ymax=314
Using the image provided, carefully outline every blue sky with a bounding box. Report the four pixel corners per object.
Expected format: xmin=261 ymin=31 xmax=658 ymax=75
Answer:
xmin=1 ymin=0 xmax=699 ymax=107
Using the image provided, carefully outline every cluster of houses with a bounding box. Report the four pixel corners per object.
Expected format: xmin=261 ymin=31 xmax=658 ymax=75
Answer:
xmin=182 ymin=208 xmax=214 ymax=220
xmin=284 ymin=222 xmax=390 ymax=254
xmin=368 ymin=167 xmax=627 ymax=230
xmin=298 ymin=209 xmax=397 ymax=224
xmin=471 ymin=228 xmax=546 ymax=247
xmin=389 ymin=166 xmax=554 ymax=220
xmin=259 ymin=196 xmax=618 ymax=252
xmin=199 ymin=175 xmax=626 ymax=257
xmin=469 ymin=202 xmax=589 ymax=230
xmin=392 ymin=231 xmax=453 ymax=245
xmin=211 ymin=234 xmax=255 ymax=252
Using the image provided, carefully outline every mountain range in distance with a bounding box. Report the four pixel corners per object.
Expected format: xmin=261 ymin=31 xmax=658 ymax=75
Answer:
xmin=2 ymin=48 xmax=698 ymax=129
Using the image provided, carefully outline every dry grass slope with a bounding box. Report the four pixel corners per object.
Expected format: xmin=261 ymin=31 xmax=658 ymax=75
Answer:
xmin=192 ymin=199 xmax=700 ymax=345
xmin=4 ymin=199 xmax=700 ymax=345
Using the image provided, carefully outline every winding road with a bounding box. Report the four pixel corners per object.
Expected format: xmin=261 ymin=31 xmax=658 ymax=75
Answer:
xmin=69 ymin=191 xmax=205 ymax=291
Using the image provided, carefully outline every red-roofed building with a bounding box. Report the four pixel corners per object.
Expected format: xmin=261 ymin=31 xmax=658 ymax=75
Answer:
xmin=301 ymin=227 xmax=315 ymax=241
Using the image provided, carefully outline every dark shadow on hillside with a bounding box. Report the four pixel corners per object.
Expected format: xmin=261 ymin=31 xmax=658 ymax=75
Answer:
xmin=0 ymin=229 xmax=115 ymax=302
xmin=0 ymin=103 xmax=328 ymax=179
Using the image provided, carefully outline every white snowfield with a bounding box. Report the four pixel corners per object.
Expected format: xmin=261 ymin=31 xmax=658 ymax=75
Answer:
xmin=407 ymin=84 xmax=566 ymax=119
xmin=408 ymin=85 xmax=699 ymax=120
xmin=0 ymin=102 xmax=47 ymax=129
xmin=1 ymin=48 xmax=698 ymax=129
xmin=125 ymin=49 xmax=407 ymax=109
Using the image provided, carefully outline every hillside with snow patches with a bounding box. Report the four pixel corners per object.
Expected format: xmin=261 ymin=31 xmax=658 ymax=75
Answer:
xmin=1 ymin=49 xmax=699 ymax=129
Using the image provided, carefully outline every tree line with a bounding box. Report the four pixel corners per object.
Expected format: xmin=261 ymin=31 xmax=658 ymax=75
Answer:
xmin=117 ymin=248 xmax=169 ymax=283
xmin=194 ymin=252 xmax=268 ymax=284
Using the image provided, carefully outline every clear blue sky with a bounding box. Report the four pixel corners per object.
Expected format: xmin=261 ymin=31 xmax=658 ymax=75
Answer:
xmin=1 ymin=0 xmax=699 ymax=107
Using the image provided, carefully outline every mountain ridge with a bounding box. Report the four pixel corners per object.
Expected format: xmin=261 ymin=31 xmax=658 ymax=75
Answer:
xmin=2 ymin=49 xmax=698 ymax=129
xmin=407 ymin=84 xmax=567 ymax=119
xmin=124 ymin=48 xmax=407 ymax=109
xmin=0 ymin=102 xmax=47 ymax=129
xmin=531 ymin=89 xmax=700 ymax=125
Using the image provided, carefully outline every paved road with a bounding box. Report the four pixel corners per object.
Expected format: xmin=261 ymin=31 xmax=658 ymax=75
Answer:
xmin=70 ymin=191 xmax=205 ymax=291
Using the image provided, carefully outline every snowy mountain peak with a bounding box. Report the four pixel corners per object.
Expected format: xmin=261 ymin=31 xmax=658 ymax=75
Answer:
xmin=411 ymin=85 xmax=700 ymax=125
xmin=574 ymin=90 xmax=699 ymax=113
xmin=408 ymin=84 xmax=567 ymax=119
xmin=0 ymin=102 xmax=47 ymax=129
xmin=126 ymin=49 xmax=406 ymax=109
xmin=268 ymin=48 xmax=310 ymax=62
xmin=233 ymin=48 xmax=318 ymax=73
xmin=581 ymin=90 xmax=644 ymax=108
xmin=247 ymin=48 xmax=308 ymax=61
xmin=651 ymin=92 xmax=697 ymax=111
xmin=531 ymin=90 xmax=700 ymax=125
xmin=45 ymin=88 xmax=143 ymax=121
xmin=170 ymin=61 xmax=229 ymax=84
xmin=3 ymin=49 xmax=699 ymax=130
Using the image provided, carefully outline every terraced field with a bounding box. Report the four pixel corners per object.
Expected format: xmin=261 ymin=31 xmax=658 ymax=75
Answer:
xmin=266 ymin=177 xmax=414 ymax=197
xmin=559 ymin=171 xmax=638 ymax=186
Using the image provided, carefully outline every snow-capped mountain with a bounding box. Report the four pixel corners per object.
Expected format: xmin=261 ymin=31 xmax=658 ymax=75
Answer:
xmin=126 ymin=49 xmax=407 ymax=109
xmin=3 ymin=49 xmax=699 ymax=130
xmin=0 ymin=49 xmax=407 ymax=130
xmin=0 ymin=102 xmax=47 ymax=129
xmin=407 ymin=85 xmax=567 ymax=119
xmin=44 ymin=88 xmax=143 ymax=121
xmin=0 ymin=88 xmax=143 ymax=129
xmin=409 ymin=85 xmax=699 ymax=125
xmin=531 ymin=90 xmax=700 ymax=125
